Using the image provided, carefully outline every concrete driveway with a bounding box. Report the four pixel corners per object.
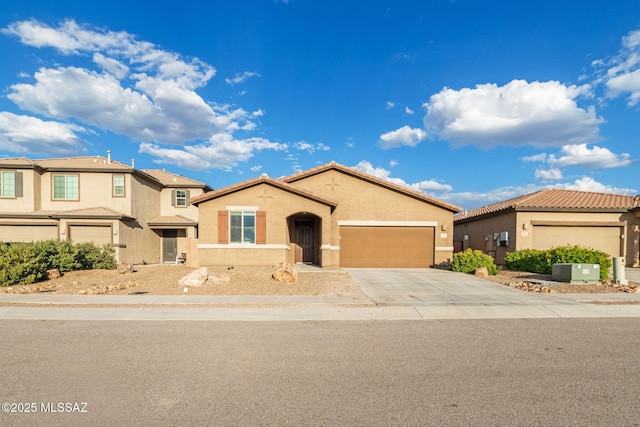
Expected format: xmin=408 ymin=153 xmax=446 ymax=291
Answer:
xmin=346 ymin=268 xmax=566 ymax=307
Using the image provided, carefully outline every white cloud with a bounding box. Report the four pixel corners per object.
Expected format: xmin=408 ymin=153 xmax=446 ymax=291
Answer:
xmin=405 ymin=106 xmax=414 ymax=115
xmin=379 ymin=125 xmax=427 ymax=149
xmin=597 ymin=28 xmax=640 ymax=105
xmin=0 ymin=112 xmax=89 ymax=156
xmin=423 ymin=79 xmax=603 ymax=148
xmin=93 ymin=53 xmax=129 ymax=79
xmin=389 ymin=159 xmax=398 ymax=167
xmin=523 ymin=143 xmax=633 ymax=171
xmin=294 ymin=141 xmax=330 ymax=153
xmin=139 ymin=134 xmax=287 ymax=171
xmin=294 ymin=141 xmax=314 ymax=153
xmin=353 ymin=160 xmax=452 ymax=194
xmin=534 ymin=168 xmax=563 ymax=181
xmin=250 ymin=165 xmax=262 ymax=172
xmin=225 ymin=71 xmax=261 ymax=85
xmin=556 ymin=177 xmax=636 ymax=194
xmin=386 ymin=101 xmax=395 ymax=109
xmin=447 ymin=178 xmax=637 ymax=210
xmin=0 ymin=19 xmax=281 ymax=170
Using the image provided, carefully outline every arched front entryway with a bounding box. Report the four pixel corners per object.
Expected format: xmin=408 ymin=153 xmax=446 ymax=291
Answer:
xmin=287 ymin=213 xmax=322 ymax=265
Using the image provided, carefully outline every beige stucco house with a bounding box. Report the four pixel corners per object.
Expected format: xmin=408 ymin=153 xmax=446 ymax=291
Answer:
xmin=191 ymin=162 xmax=461 ymax=268
xmin=0 ymin=155 xmax=212 ymax=264
xmin=453 ymin=189 xmax=640 ymax=267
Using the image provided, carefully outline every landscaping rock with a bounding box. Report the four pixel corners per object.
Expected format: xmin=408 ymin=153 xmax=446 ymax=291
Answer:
xmin=178 ymin=267 xmax=209 ymax=287
xmin=272 ymin=262 xmax=297 ymax=283
xmin=117 ymin=262 xmax=134 ymax=274
xmin=46 ymin=268 xmax=62 ymax=280
xmin=474 ymin=267 xmax=489 ymax=277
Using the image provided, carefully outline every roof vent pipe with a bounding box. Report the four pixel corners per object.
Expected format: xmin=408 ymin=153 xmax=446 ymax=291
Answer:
xmin=131 ymin=158 xmax=135 ymax=168
xmin=107 ymin=150 xmax=111 ymax=163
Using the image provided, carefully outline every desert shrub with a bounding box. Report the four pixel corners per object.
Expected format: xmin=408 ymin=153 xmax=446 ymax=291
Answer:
xmin=505 ymin=245 xmax=611 ymax=280
xmin=74 ymin=242 xmax=117 ymax=270
xmin=32 ymin=239 xmax=80 ymax=272
xmin=0 ymin=240 xmax=116 ymax=287
xmin=450 ymin=249 xmax=499 ymax=275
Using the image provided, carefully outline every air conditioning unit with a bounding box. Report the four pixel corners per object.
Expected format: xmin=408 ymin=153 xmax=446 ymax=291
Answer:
xmin=551 ymin=263 xmax=600 ymax=283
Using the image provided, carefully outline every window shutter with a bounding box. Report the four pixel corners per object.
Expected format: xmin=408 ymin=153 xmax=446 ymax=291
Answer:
xmin=186 ymin=190 xmax=191 ymax=207
xmin=171 ymin=190 xmax=176 ymax=206
xmin=15 ymin=172 xmax=23 ymax=198
xmin=218 ymin=210 xmax=229 ymax=244
xmin=256 ymin=211 xmax=266 ymax=244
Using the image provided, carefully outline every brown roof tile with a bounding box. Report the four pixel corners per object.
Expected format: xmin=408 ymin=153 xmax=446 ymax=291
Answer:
xmin=281 ymin=161 xmax=462 ymax=213
xmin=455 ymin=188 xmax=638 ymax=222
xmin=189 ymin=174 xmax=339 ymax=207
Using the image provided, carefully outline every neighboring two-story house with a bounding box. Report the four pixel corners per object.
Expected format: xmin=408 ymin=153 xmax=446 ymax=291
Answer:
xmin=0 ymin=155 xmax=212 ymax=264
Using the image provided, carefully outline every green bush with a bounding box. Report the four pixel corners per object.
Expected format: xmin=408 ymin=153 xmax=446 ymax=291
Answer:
xmin=450 ymin=249 xmax=499 ymax=275
xmin=0 ymin=240 xmax=116 ymax=287
xmin=505 ymin=245 xmax=611 ymax=280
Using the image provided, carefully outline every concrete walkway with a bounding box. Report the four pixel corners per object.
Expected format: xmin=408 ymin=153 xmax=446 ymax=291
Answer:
xmin=0 ymin=268 xmax=639 ymax=321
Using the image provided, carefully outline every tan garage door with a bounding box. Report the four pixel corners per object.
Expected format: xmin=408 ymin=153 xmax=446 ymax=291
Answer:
xmin=0 ymin=225 xmax=58 ymax=243
xmin=69 ymin=225 xmax=112 ymax=245
xmin=340 ymin=226 xmax=434 ymax=267
xmin=532 ymin=225 xmax=622 ymax=258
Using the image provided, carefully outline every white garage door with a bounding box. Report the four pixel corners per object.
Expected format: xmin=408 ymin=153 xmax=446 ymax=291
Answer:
xmin=0 ymin=225 xmax=58 ymax=243
xmin=68 ymin=225 xmax=112 ymax=245
xmin=532 ymin=225 xmax=622 ymax=258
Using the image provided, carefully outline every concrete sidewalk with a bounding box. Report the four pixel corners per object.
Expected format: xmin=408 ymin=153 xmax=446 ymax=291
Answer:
xmin=0 ymin=268 xmax=639 ymax=321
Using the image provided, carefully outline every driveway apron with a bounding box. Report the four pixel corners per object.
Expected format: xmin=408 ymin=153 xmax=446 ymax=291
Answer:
xmin=345 ymin=268 xmax=571 ymax=307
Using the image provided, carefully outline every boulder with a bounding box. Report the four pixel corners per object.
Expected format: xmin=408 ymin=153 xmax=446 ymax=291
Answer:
xmin=116 ymin=262 xmax=134 ymax=274
xmin=272 ymin=262 xmax=298 ymax=283
xmin=46 ymin=268 xmax=62 ymax=280
xmin=474 ymin=267 xmax=489 ymax=277
xmin=179 ymin=267 xmax=209 ymax=288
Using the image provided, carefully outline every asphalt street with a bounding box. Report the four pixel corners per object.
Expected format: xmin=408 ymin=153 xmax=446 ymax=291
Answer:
xmin=2 ymin=318 xmax=640 ymax=426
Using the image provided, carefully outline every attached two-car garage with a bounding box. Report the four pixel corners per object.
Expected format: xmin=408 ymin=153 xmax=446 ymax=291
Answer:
xmin=339 ymin=225 xmax=435 ymax=268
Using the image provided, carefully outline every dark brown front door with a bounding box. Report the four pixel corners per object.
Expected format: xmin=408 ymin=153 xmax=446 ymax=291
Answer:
xmin=295 ymin=219 xmax=314 ymax=263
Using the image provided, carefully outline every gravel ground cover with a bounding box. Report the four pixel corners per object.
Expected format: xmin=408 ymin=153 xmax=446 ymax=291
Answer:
xmin=481 ymin=269 xmax=640 ymax=294
xmin=0 ymin=264 xmax=364 ymax=296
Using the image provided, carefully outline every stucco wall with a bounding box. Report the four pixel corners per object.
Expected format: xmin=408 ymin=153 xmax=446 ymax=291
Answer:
xmin=118 ymin=175 xmax=162 ymax=264
xmin=288 ymin=170 xmax=456 ymax=266
xmin=454 ymin=211 xmax=517 ymax=264
xmin=196 ymin=182 xmax=333 ymax=266
xmin=455 ymin=210 xmax=639 ymax=266
xmin=3 ymin=169 xmax=38 ymax=212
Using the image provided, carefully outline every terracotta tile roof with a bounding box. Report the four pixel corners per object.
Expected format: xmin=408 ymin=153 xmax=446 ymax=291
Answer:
xmin=281 ymin=161 xmax=462 ymax=213
xmin=142 ymin=169 xmax=212 ymax=190
xmin=189 ymin=174 xmax=339 ymax=207
xmin=455 ymin=188 xmax=638 ymax=222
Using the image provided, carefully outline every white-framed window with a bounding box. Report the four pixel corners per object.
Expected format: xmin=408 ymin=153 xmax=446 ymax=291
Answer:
xmin=113 ymin=175 xmax=125 ymax=197
xmin=53 ymin=174 xmax=79 ymax=200
xmin=175 ymin=190 xmax=187 ymax=207
xmin=230 ymin=211 xmax=256 ymax=244
xmin=0 ymin=171 xmax=15 ymax=197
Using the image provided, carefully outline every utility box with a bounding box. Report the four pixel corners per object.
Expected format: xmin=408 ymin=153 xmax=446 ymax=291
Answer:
xmin=551 ymin=263 xmax=600 ymax=283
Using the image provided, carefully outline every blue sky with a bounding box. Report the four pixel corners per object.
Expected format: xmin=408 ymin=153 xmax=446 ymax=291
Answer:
xmin=0 ymin=0 xmax=639 ymax=210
